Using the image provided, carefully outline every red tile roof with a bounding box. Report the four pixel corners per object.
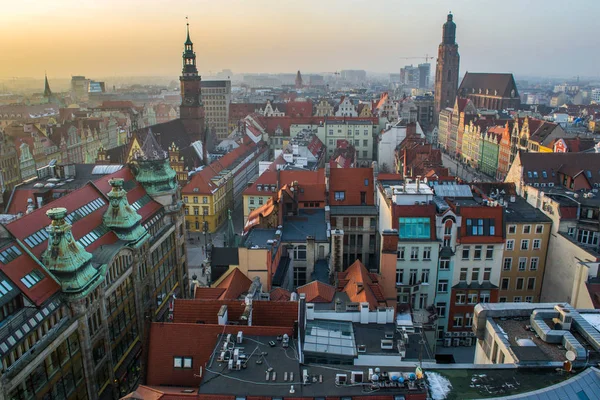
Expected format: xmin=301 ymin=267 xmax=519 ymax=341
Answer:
xmin=173 ymin=299 xmax=298 ymax=327
xmin=215 ymin=268 xmax=252 ymax=300
xmin=243 ymin=169 xmax=325 ymax=196
xmin=337 ymin=260 xmax=386 ymax=310
xmin=269 ymin=287 xmax=292 ymax=301
xmin=329 ymin=168 xmax=374 ymax=206
xmin=183 ymin=141 xmax=267 ymax=195
xmin=297 ymin=281 xmax=336 ymax=303
xmin=0 ymin=245 xmax=60 ymax=306
xmin=194 ymin=287 xmax=226 ymax=300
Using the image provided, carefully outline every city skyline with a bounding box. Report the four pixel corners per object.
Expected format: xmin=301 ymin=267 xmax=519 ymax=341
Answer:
xmin=1 ymin=0 xmax=599 ymax=79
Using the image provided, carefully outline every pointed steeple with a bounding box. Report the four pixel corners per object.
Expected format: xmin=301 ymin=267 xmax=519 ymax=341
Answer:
xmin=43 ymin=72 xmax=52 ymax=98
xmin=185 ymin=17 xmax=193 ymax=45
xmin=182 ymin=17 xmax=198 ymax=76
xmin=139 ymin=128 xmax=167 ymax=161
xmin=295 ymin=70 xmax=303 ymax=89
xmin=103 ymin=178 xmax=149 ymax=245
xmin=42 ymin=208 xmax=103 ymax=299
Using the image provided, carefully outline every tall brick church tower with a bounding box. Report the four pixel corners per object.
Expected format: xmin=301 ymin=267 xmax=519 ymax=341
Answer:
xmin=434 ymin=12 xmax=460 ymax=123
xmin=180 ymin=21 xmax=205 ymax=142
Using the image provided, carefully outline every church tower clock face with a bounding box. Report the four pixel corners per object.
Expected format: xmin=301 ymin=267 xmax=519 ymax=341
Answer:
xmin=184 ymin=97 xmax=195 ymax=106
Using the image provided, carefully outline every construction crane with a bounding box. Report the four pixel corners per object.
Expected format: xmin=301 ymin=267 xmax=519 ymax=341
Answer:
xmin=398 ymin=55 xmax=434 ymax=63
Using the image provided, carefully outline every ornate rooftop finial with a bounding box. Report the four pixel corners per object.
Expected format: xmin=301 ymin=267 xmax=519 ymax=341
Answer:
xmin=42 ymin=207 xmax=102 ymax=299
xmin=103 ymin=178 xmax=149 ymax=244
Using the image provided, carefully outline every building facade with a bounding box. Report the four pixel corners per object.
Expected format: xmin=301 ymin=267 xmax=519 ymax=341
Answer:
xmin=0 ymin=154 xmax=188 ymax=400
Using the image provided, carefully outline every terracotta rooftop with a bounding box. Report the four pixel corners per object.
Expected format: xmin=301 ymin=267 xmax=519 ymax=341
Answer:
xmin=337 ymin=260 xmax=386 ymax=310
xmin=297 ymin=281 xmax=336 ymax=303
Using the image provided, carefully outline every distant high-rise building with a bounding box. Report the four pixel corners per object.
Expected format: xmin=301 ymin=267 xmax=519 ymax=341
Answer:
xmin=434 ymin=13 xmax=460 ymax=122
xmin=340 ymin=70 xmax=367 ymax=83
xmin=201 ymin=80 xmax=231 ymax=139
xmin=418 ymin=63 xmax=431 ymax=88
xmin=71 ymin=75 xmax=90 ymax=101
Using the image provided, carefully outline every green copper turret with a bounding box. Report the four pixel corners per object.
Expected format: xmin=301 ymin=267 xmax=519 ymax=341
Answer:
xmin=103 ymin=178 xmax=149 ymax=246
xmin=42 ymin=208 xmax=104 ymax=299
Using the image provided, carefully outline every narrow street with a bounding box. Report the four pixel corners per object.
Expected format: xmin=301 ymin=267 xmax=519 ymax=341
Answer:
xmin=185 ymin=203 xmax=245 ymax=286
xmin=441 ymin=153 xmax=495 ymax=183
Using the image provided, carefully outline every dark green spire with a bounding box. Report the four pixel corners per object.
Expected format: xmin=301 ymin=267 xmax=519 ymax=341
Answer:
xmin=185 ymin=17 xmax=193 ymax=45
xmin=43 ymin=72 xmax=52 ymax=98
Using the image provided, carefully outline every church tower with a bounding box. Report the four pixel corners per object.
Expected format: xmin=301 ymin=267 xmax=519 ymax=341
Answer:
xmin=434 ymin=12 xmax=460 ymax=122
xmin=179 ymin=20 xmax=205 ymax=142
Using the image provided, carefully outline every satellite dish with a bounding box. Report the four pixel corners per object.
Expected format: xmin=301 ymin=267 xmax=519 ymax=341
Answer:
xmin=566 ymin=350 xmax=576 ymax=362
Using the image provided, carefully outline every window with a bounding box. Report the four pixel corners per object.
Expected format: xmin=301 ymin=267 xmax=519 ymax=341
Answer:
xmin=462 ymin=246 xmax=470 ymax=260
xmin=568 ymin=227 xmax=575 ymax=237
xmin=396 ymin=269 xmax=404 ymax=284
xmin=203 ymin=197 xmax=208 ymax=204
xmin=513 ymin=296 xmax=522 ymax=302
xmin=533 ymin=239 xmax=541 ymax=250
xmin=436 ymin=302 xmax=446 ymax=317
xmin=193 ymin=207 xmax=199 ymax=215
xmin=334 ymin=191 xmax=345 ymax=201
xmin=444 ymin=224 xmax=452 ymax=235
xmin=410 ymin=247 xmax=419 ymax=260
xmin=485 ymin=245 xmax=494 ymax=260
xmin=506 ymin=240 xmax=514 ymax=250
xmin=443 ymin=238 xmax=451 ymax=247
xmin=473 ymin=246 xmax=482 ymax=260
xmin=409 ymin=269 xmax=418 ymax=285
xmin=421 ymin=269 xmax=430 ymax=284
xmin=439 ymin=258 xmax=450 ymax=270
xmin=294 ymin=245 xmax=307 ymax=260
xmin=398 ymin=217 xmax=431 ymax=239
xmin=577 ymin=229 xmax=599 ymax=245
xmin=258 ymin=197 xmax=264 ymax=205
xmin=362 ymin=150 xmax=368 ymax=157
xmin=527 ymin=277 xmax=536 ymax=291
xmin=21 ymin=270 xmax=43 ymax=288
xmin=174 ymin=357 xmax=182 ymax=368
xmin=499 ymin=297 xmax=507 ymax=303
xmin=437 ymin=280 xmax=448 ymax=293
xmin=525 ymin=296 xmax=533 ymax=303
xmin=503 ymin=258 xmax=512 ymax=271
xmin=459 ymin=268 xmax=467 ymax=281
xmin=480 ymin=291 xmax=491 ymax=303
xmin=453 ymin=314 xmax=463 ymax=328
xmin=471 ymin=268 xmax=480 ymax=281
xmin=468 ymin=292 xmax=478 ymax=304
xmin=530 ymin=257 xmax=539 ymax=271
xmin=423 ymin=247 xmax=431 ymax=260
xmin=501 ymin=278 xmax=510 ymax=290
xmin=465 ymin=313 xmax=473 ymax=328
xmin=535 ymin=225 xmax=544 ymax=234
xmin=397 ymin=247 xmax=405 ymax=260
xmin=483 ymin=268 xmax=491 ymax=281
xmin=518 ymin=257 xmax=527 ymax=271
xmin=520 ymin=239 xmax=529 ymax=250
xmin=516 ymin=278 xmax=524 ymax=290
xmin=523 ymin=225 xmax=531 ymax=234
xmin=508 ymin=225 xmax=516 ymax=234
xmin=455 ymin=292 xmax=466 ymax=304
xmin=193 ymin=197 xmax=198 ymax=204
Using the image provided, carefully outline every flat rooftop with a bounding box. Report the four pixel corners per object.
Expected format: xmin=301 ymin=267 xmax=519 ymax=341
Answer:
xmin=200 ymin=334 xmax=427 ymax=397
xmin=504 ymin=196 xmax=552 ymax=223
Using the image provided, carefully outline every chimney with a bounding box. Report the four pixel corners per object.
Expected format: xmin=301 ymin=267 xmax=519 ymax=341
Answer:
xmin=416 ymin=176 xmax=421 ymax=192
xmin=218 ymin=305 xmax=228 ymax=325
xmin=381 ymin=229 xmax=399 ymax=253
xmin=26 ymin=198 xmax=35 ymax=214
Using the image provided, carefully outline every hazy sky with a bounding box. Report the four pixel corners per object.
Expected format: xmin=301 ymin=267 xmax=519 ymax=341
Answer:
xmin=1 ymin=0 xmax=598 ymax=79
